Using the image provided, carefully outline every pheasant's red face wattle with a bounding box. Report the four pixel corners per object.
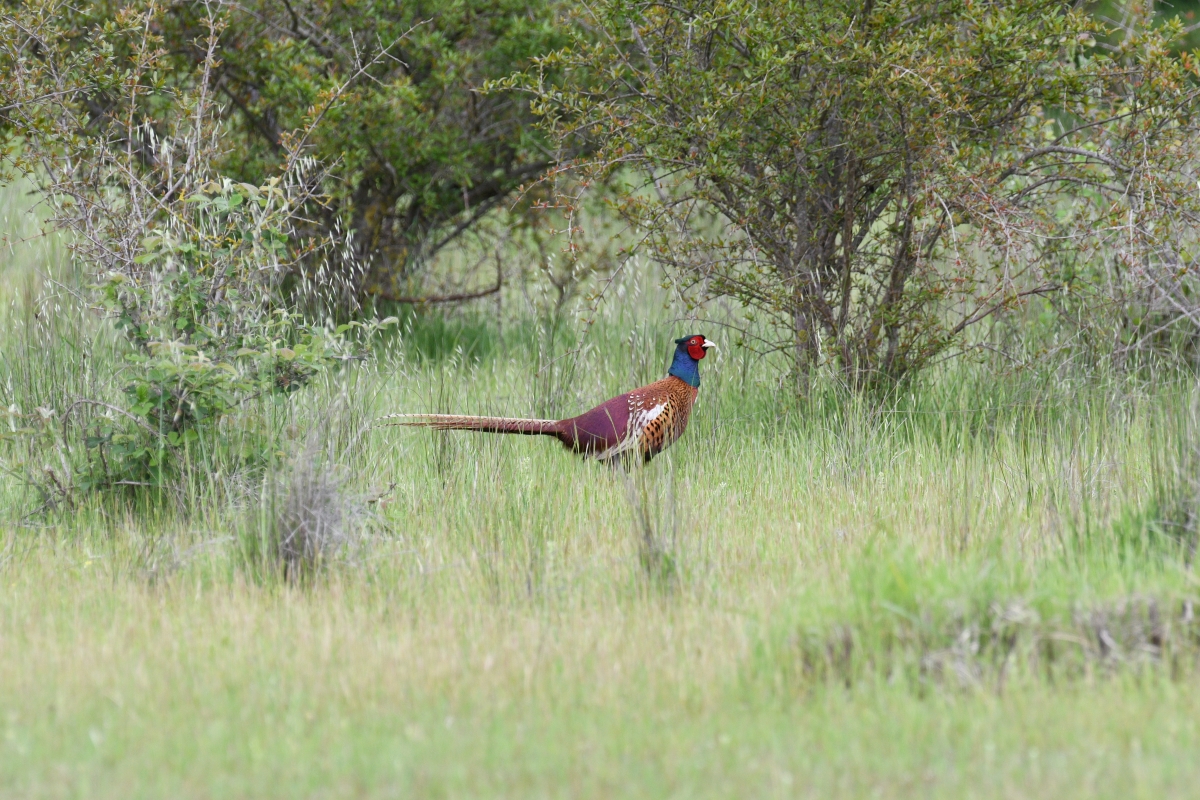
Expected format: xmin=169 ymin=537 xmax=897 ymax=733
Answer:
xmin=687 ymin=336 xmax=707 ymax=360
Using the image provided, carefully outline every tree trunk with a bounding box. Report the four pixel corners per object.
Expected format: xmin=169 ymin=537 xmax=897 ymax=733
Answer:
xmin=792 ymin=302 xmax=817 ymax=396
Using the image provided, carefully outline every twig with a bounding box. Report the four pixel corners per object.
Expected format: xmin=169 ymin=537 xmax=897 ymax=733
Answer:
xmin=61 ymin=399 xmax=173 ymax=444
xmin=368 ymin=262 xmax=503 ymax=305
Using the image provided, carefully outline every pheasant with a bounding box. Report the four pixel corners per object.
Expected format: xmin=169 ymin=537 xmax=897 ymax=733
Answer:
xmin=379 ymin=334 xmax=716 ymax=463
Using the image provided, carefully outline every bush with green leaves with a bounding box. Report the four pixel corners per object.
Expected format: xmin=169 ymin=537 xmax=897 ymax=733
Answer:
xmin=79 ymin=180 xmax=394 ymax=490
xmin=59 ymin=0 xmax=571 ymax=303
xmin=0 ymin=3 xmax=393 ymax=495
xmin=1030 ymin=11 xmax=1200 ymax=369
xmin=525 ymin=0 xmax=1200 ymax=390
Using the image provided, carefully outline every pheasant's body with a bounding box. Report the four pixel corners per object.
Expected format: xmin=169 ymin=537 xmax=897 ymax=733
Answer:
xmin=381 ymin=335 xmax=714 ymax=463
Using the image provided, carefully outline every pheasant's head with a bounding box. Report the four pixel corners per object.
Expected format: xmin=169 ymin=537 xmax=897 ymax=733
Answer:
xmin=669 ymin=334 xmax=716 ymax=388
xmin=674 ymin=334 xmax=717 ymax=361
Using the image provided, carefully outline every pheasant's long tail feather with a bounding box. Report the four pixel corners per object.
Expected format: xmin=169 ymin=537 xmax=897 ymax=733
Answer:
xmin=375 ymin=413 xmax=562 ymax=436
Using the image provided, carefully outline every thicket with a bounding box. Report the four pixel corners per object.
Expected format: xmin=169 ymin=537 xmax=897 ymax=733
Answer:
xmin=0 ymin=3 xmax=395 ymax=500
xmin=523 ymin=0 xmax=1200 ymax=390
xmin=147 ymin=0 xmax=570 ymax=302
xmin=0 ymin=0 xmax=570 ymax=303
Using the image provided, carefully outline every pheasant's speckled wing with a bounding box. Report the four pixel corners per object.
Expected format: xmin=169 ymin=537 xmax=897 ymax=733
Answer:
xmin=594 ymin=397 xmax=666 ymax=461
xmin=594 ymin=376 xmax=698 ymax=462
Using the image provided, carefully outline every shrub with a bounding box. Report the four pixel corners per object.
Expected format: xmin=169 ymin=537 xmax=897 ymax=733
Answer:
xmin=272 ymin=446 xmax=355 ymax=580
xmin=66 ymin=0 xmax=570 ymax=303
xmin=1028 ymin=10 xmax=1200 ymax=370
xmin=0 ymin=2 xmax=394 ymax=495
xmin=525 ymin=0 xmax=1200 ymax=391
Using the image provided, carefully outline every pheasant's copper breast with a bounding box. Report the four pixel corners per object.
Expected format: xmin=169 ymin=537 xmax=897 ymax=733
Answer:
xmin=629 ymin=376 xmax=699 ymax=458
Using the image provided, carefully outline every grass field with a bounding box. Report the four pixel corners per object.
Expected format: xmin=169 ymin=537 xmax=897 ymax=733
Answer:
xmin=3 ymin=186 xmax=1200 ymax=798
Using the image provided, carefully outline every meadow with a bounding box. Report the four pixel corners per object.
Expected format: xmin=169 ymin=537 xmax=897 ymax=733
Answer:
xmin=3 ymin=188 xmax=1200 ymax=799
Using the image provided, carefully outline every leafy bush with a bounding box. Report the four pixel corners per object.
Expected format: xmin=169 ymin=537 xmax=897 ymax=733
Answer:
xmin=0 ymin=3 xmax=393 ymax=496
xmin=71 ymin=0 xmax=571 ymax=303
xmin=1029 ymin=11 xmax=1200 ymax=370
xmin=80 ymin=180 xmax=395 ymax=490
xmin=526 ymin=0 xmax=1200 ymax=390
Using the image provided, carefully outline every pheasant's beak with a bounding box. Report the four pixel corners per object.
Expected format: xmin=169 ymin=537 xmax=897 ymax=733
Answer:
xmin=702 ymin=339 xmax=717 ymax=349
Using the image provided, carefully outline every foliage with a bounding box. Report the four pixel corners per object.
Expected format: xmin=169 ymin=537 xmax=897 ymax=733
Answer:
xmin=524 ymin=0 xmax=1200 ymax=390
xmin=83 ymin=179 xmax=394 ymax=490
xmin=1090 ymin=0 xmax=1200 ymax=53
xmin=100 ymin=0 xmax=571 ymax=303
xmin=0 ymin=2 xmax=393 ymax=494
xmin=1026 ymin=8 xmax=1200 ymax=369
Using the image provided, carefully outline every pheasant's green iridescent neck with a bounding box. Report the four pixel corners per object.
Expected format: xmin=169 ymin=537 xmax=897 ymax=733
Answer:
xmin=668 ymin=348 xmax=701 ymax=388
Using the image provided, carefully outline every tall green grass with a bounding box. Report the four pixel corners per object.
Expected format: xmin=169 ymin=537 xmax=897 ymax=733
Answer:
xmin=2 ymin=184 xmax=1200 ymax=797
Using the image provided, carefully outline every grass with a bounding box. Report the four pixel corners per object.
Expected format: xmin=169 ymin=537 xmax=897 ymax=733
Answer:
xmin=3 ymin=184 xmax=1200 ymax=798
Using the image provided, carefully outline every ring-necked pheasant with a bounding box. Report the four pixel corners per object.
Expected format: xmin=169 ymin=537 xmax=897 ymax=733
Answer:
xmin=379 ymin=334 xmax=715 ymax=463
